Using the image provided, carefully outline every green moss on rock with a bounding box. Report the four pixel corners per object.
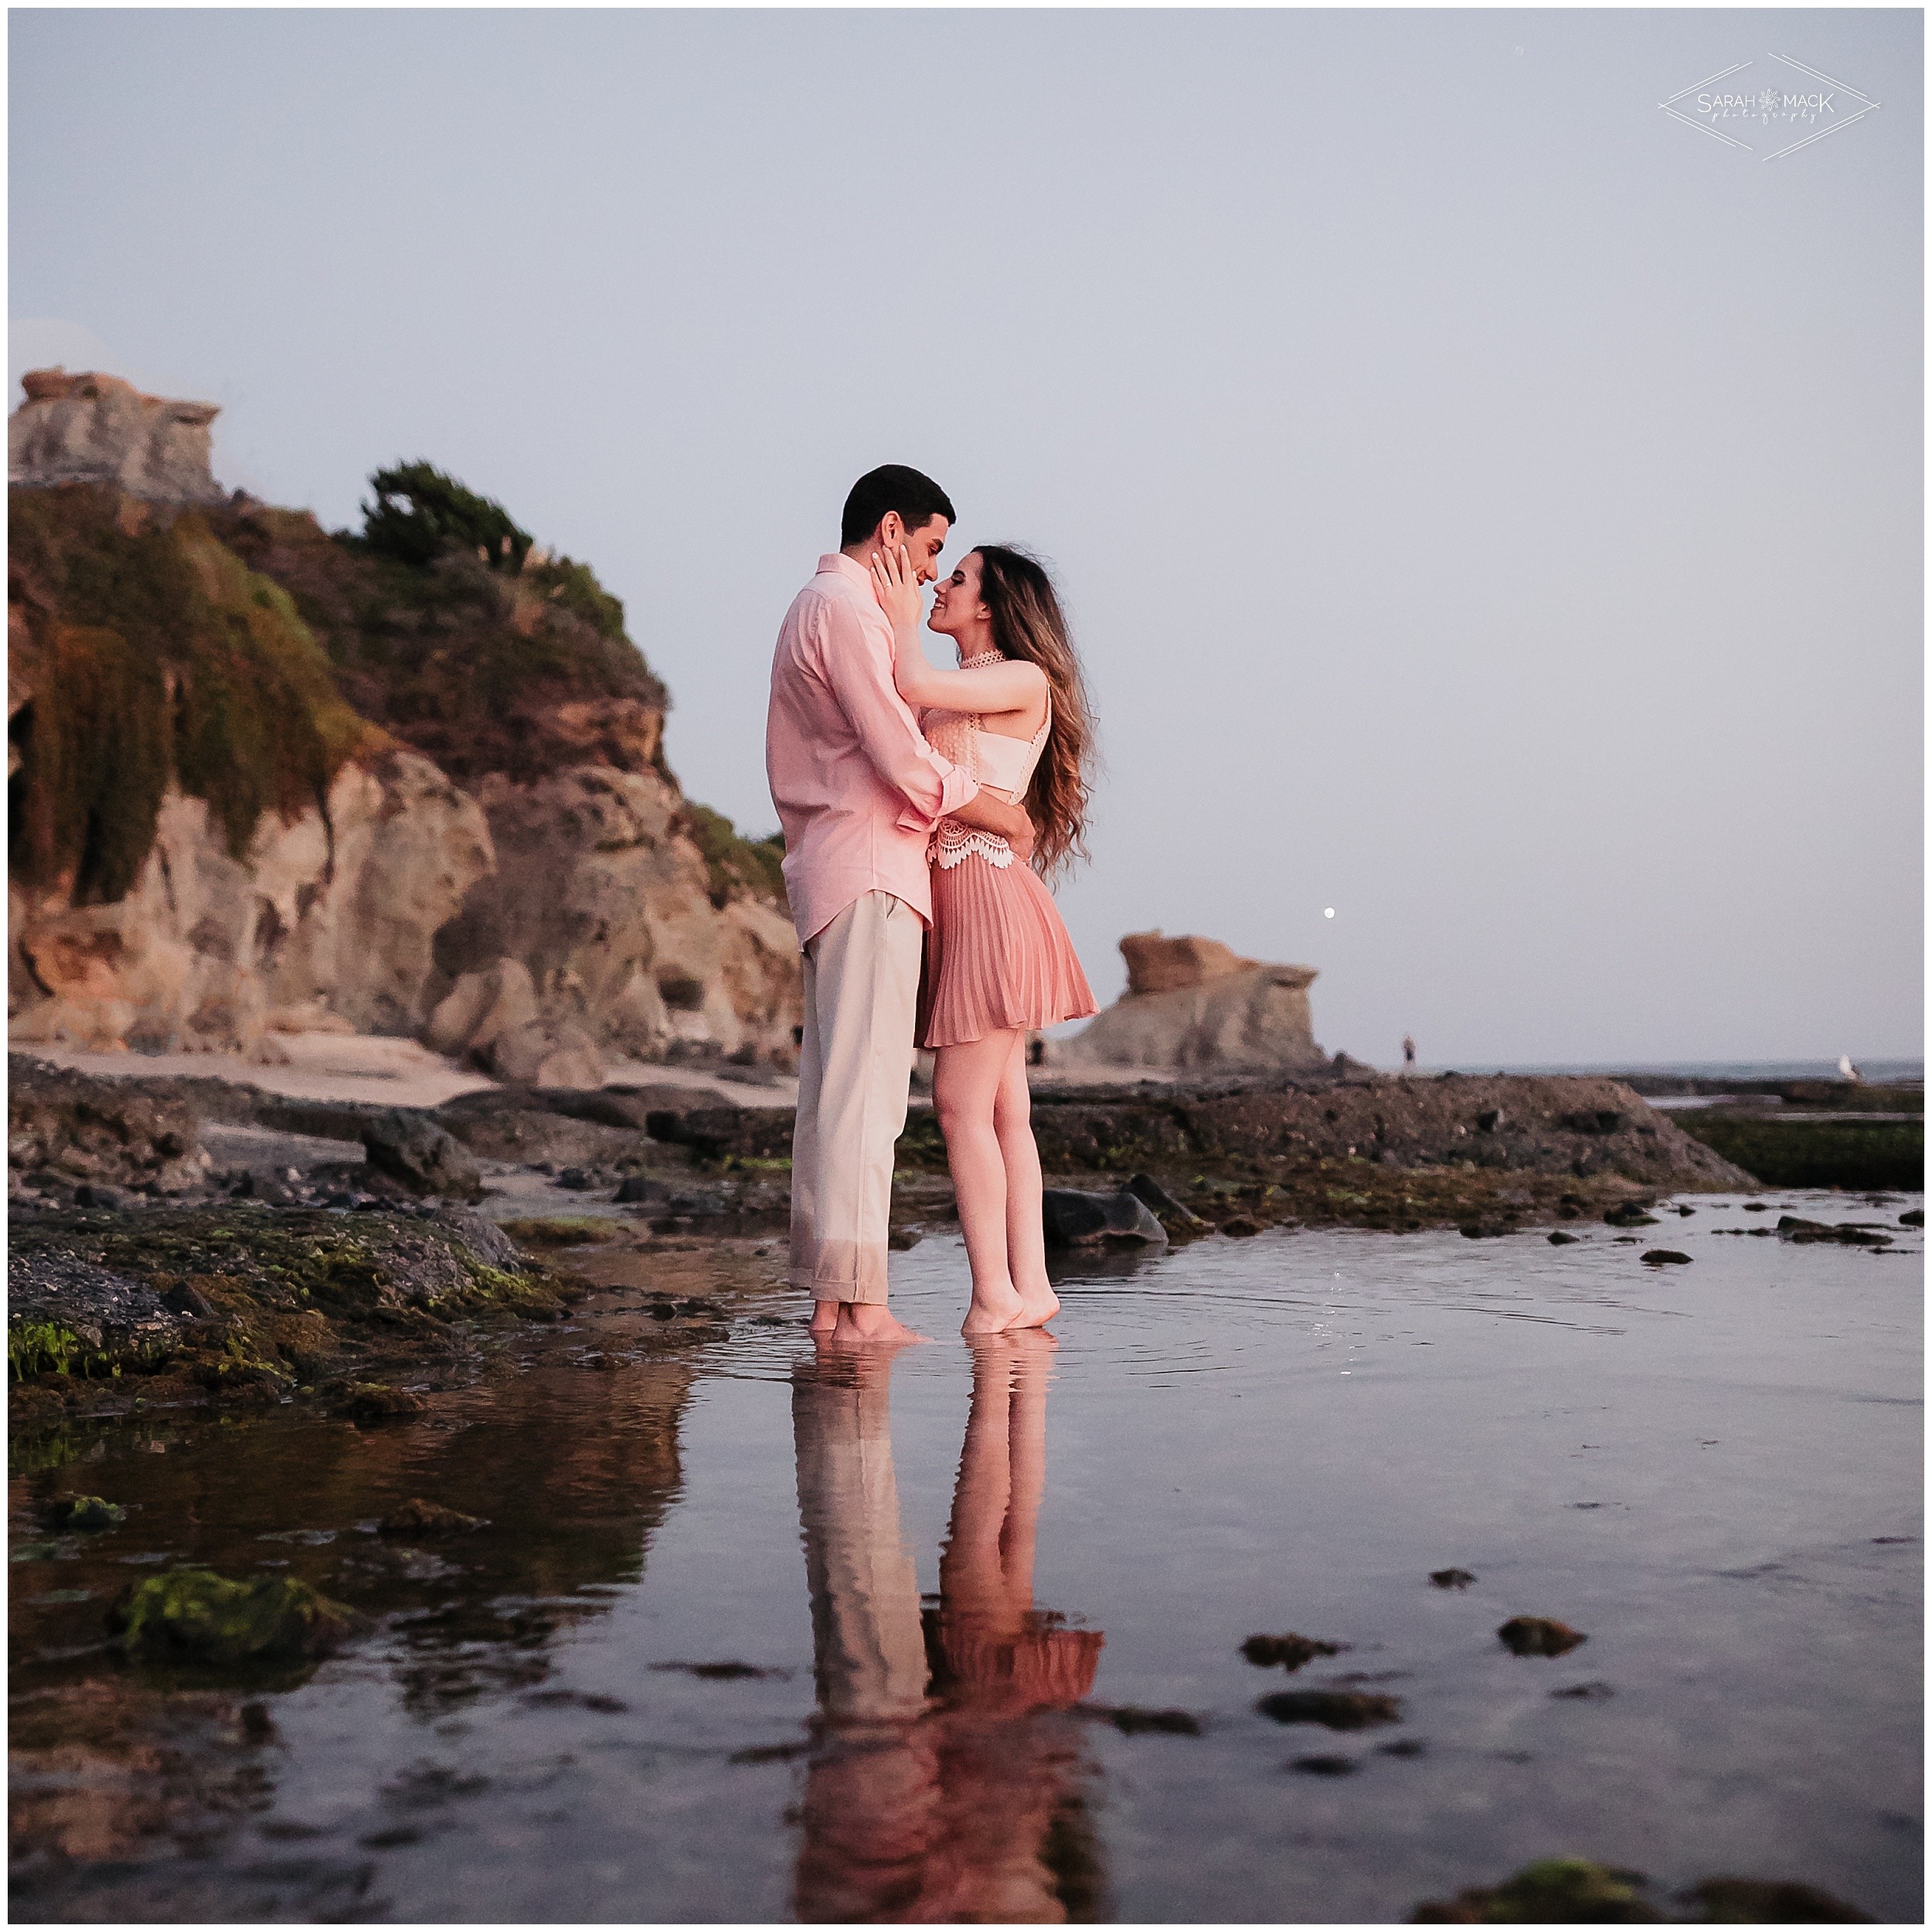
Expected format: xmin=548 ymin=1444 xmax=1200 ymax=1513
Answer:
xmin=112 ymin=1568 xmax=362 ymax=1664
xmin=9 ymin=486 xmax=372 ymax=900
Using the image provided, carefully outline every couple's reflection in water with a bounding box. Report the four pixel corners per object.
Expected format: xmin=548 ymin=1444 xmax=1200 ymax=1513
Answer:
xmin=791 ymin=1332 xmax=1106 ymax=1923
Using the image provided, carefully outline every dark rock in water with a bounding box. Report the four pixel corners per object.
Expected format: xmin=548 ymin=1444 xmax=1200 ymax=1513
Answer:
xmin=1900 ymin=1208 xmax=1924 ymax=1226
xmin=1256 ymin=1689 xmax=1401 ymax=1730
xmin=334 ymin=1383 xmax=426 ymax=1421
xmin=1460 ymin=1222 xmax=1508 ymax=1239
xmin=1681 ymin=1876 xmax=1873 ymax=1923
xmin=1128 ymin=1172 xmax=1208 ymax=1230
xmin=1429 ymin=1568 xmax=1477 ymax=1589
xmin=1288 ymin=1754 xmax=1356 ymax=1776
xmin=614 ymin=1173 xmax=671 ymax=1206
xmin=111 ymin=1569 xmax=362 ymax=1664
xmin=557 ymin=1167 xmax=594 ymax=1191
xmin=1641 ymin=1249 xmax=1692 ymax=1266
xmin=379 ymin=1498 xmax=484 ymax=1536
xmin=1611 ymin=1236 xmax=1640 ymax=1245
xmin=886 ymin=1226 xmax=923 ymax=1251
xmin=1220 ymin=1215 xmax=1264 ymax=1237
xmin=1413 ymin=1857 xmax=1662 ymax=1923
xmin=1777 ymin=1216 xmax=1893 ymax=1247
xmin=1377 ymin=1738 xmax=1427 ymax=1757
xmin=1093 ymin=1704 xmax=1202 ymax=1736
xmin=56 ymin=1495 xmax=125 ymax=1531
xmin=650 ymin=1659 xmax=776 ymax=1680
xmin=1242 ymin=1632 xmax=1345 ymax=1670
xmin=1604 ymin=1202 xmax=1658 ymax=1227
xmin=1040 ymin=1188 xmax=1168 ymax=1247
xmin=1546 ymin=1230 xmax=1580 ymax=1244
xmin=1498 ymin=1615 xmax=1587 ymax=1658
xmin=1743 ymin=1202 xmax=1769 ymax=1211
xmin=1675 ymin=1204 xmax=1696 ymax=1216
xmin=1550 ymin=1681 xmax=1616 ymax=1700
xmin=646 ymin=1304 xmax=678 ymax=1321
xmin=361 ymin=1111 xmax=481 ymax=1200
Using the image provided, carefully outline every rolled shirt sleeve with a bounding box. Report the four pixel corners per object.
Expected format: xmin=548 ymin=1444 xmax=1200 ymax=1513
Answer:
xmin=818 ymin=596 xmax=979 ymax=834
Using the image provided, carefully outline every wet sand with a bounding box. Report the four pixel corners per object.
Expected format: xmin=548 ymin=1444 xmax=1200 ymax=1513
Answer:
xmin=9 ymin=1190 xmax=1920 ymax=1922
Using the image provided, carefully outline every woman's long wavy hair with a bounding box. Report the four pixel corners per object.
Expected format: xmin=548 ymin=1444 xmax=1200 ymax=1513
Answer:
xmin=971 ymin=545 xmax=1095 ymax=879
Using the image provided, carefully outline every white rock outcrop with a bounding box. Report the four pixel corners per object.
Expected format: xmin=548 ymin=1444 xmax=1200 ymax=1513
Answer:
xmin=10 ymin=369 xmax=226 ymax=505
xmin=1053 ymin=930 xmax=1327 ymax=1074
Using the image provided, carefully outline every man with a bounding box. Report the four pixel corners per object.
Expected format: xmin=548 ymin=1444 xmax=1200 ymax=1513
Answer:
xmin=767 ymin=466 xmax=1034 ymax=1343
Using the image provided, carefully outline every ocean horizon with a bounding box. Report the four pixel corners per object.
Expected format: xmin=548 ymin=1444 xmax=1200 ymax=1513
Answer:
xmin=1430 ymin=1058 xmax=1923 ymax=1083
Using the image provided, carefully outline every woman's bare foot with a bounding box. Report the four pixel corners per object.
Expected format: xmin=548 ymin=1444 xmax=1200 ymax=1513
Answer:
xmin=961 ymin=1284 xmax=1027 ymax=1337
xmin=1006 ymin=1284 xmax=1060 ymax=1330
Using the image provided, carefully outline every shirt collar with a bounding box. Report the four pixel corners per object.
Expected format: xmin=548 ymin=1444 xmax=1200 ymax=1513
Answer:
xmin=819 ymin=552 xmax=873 ymax=590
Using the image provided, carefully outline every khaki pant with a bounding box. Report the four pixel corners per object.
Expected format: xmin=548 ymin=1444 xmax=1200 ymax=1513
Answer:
xmin=790 ymin=891 xmax=923 ymax=1304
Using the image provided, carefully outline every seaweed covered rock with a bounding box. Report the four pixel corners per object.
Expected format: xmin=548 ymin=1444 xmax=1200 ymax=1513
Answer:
xmin=7 ymin=1202 xmax=564 ymax=1417
xmin=111 ymin=1569 xmax=362 ymax=1664
xmin=1412 ymin=1857 xmax=1662 ymax=1923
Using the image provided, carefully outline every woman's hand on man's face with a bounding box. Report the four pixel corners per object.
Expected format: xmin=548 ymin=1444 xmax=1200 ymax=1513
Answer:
xmin=869 ymin=542 xmax=926 ymax=639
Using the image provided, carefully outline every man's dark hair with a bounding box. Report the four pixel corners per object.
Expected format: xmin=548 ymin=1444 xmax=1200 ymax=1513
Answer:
xmin=840 ymin=465 xmax=956 ymax=548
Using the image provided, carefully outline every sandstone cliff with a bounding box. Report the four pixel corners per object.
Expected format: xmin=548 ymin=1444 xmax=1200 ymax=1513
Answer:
xmin=8 ymin=375 xmax=800 ymax=1077
xmin=1053 ymin=930 xmax=1328 ymax=1073
xmin=10 ymin=369 xmax=226 ymax=506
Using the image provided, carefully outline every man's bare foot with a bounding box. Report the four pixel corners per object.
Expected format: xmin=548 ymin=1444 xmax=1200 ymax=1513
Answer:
xmin=808 ymin=1298 xmax=840 ymax=1338
xmin=961 ymin=1284 xmax=1027 ymax=1337
xmin=1005 ymin=1285 xmax=1060 ymax=1330
xmin=828 ymin=1303 xmax=931 ymax=1346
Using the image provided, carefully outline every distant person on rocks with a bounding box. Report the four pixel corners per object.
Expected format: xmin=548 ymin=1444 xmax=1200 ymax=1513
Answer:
xmin=1403 ymin=1034 xmax=1417 ymax=1073
xmin=767 ymin=467 xmax=1035 ymax=1346
xmin=872 ymin=540 xmax=1098 ymax=1335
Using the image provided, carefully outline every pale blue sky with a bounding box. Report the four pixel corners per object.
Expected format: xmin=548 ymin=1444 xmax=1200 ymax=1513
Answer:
xmin=11 ymin=9 xmax=1922 ymax=1063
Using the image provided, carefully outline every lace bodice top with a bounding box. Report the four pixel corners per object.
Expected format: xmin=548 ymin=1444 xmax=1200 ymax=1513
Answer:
xmin=922 ymin=655 xmax=1050 ymax=871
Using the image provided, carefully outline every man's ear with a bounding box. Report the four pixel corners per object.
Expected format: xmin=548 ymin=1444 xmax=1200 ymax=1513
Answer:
xmin=876 ymin=511 xmax=905 ymax=549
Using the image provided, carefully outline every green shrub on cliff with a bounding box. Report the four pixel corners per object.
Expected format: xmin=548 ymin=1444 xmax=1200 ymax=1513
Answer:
xmin=213 ymin=474 xmax=667 ymax=787
xmin=9 ymin=488 xmax=372 ymax=901
xmin=686 ymin=805 xmax=787 ymax=910
xmin=357 ymin=461 xmax=532 ymax=573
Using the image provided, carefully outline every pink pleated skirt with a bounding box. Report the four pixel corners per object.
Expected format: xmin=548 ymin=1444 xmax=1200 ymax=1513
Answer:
xmin=918 ymin=854 xmax=1098 ymax=1050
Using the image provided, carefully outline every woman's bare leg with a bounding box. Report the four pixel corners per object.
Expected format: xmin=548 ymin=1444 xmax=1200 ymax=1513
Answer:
xmin=933 ymin=1029 xmax=1028 ymax=1335
xmin=994 ymin=1041 xmax=1060 ymax=1328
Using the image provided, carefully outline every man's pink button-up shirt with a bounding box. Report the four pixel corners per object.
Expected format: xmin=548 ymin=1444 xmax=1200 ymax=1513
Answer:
xmin=766 ymin=553 xmax=979 ymax=944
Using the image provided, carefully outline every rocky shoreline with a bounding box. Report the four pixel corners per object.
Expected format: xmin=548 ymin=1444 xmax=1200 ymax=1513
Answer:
xmin=8 ymin=1049 xmax=1780 ymax=1432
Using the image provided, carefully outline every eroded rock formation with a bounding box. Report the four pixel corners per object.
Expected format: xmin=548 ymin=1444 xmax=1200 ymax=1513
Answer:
xmin=7 ymin=376 xmax=801 ymax=1076
xmin=9 ymin=369 xmax=225 ymax=505
xmin=1056 ymin=930 xmax=1327 ymax=1074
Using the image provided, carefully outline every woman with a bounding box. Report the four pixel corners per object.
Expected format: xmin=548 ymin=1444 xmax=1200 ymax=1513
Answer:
xmin=871 ymin=542 xmax=1097 ymax=1336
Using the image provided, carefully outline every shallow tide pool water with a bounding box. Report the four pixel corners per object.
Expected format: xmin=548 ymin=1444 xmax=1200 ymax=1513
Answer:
xmin=9 ymin=1190 xmax=1923 ymax=1923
